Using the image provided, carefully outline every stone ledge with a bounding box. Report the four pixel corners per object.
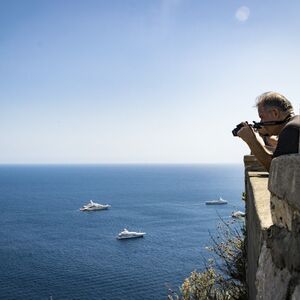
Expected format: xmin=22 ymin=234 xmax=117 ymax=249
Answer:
xmin=245 ymin=169 xmax=272 ymax=299
xmin=247 ymin=171 xmax=272 ymax=230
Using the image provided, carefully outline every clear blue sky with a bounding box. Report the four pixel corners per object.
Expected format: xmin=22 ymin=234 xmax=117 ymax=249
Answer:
xmin=1 ymin=0 xmax=300 ymax=164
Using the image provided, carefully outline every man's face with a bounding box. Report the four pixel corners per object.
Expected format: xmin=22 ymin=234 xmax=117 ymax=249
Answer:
xmin=258 ymin=105 xmax=276 ymax=122
xmin=257 ymin=104 xmax=280 ymax=135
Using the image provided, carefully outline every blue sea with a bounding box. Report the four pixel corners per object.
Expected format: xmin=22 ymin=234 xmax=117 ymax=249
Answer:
xmin=0 ymin=164 xmax=244 ymax=300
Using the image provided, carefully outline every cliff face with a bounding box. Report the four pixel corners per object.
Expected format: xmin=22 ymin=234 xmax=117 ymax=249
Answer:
xmin=245 ymin=155 xmax=300 ymax=300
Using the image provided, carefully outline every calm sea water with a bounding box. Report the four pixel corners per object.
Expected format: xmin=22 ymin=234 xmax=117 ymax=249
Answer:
xmin=0 ymin=164 xmax=244 ymax=300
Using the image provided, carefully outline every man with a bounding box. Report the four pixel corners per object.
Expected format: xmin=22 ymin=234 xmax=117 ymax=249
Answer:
xmin=237 ymin=92 xmax=300 ymax=171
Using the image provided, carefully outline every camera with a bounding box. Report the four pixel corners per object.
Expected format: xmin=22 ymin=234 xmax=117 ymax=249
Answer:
xmin=232 ymin=121 xmax=262 ymax=136
xmin=232 ymin=116 xmax=291 ymax=137
xmin=232 ymin=122 xmax=246 ymax=136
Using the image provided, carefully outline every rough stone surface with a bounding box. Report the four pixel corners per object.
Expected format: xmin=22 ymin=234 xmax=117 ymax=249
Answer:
xmin=270 ymin=194 xmax=293 ymax=230
xmin=266 ymin=224 xmax=300 ymax=272
xmin=245 ymin=155 xmax=300 ymax=300
xmin=269 ymin=154 xmax=300 ymax=211
xmin=256 ymin=242 xmax=291 ymax=300
xmin=292 ymin=284 xmax=300 ymax=300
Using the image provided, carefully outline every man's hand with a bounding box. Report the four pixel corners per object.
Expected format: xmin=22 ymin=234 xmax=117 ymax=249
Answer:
xmin=237 ymin=123 xmax=266 ymax=147
xmin=237 ymin=123 xmax=256 ymax=144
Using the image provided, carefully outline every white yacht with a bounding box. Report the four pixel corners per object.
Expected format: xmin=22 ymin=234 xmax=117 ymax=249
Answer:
xmin=205 ymin=197 xmax=228 ymax=205
xmin=232 ymin=211 xmax=245 ymax=219
xmin=80 ymin=200 xmax=111 ymax=211
xmin=116 ymin=228 xmax=146 ymax=240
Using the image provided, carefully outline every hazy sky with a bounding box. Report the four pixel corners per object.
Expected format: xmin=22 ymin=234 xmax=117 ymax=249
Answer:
xmin=1 ymin=0 xmax=300 ymax=164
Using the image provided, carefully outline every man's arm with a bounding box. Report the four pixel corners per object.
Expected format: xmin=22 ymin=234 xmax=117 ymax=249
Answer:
xmin=237 ymin=125 xmax=273 ymax=171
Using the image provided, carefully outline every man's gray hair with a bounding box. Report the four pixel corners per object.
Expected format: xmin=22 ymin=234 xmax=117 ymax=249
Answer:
xmin=256 ymin=91 xmax=294 ymax=113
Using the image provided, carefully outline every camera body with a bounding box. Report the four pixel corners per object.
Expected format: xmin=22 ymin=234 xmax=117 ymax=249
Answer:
xmin=232 ymin=121 xmax=261 ymax=136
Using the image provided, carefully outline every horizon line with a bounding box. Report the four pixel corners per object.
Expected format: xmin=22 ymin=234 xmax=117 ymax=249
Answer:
xmin=0 ymin=162 xmax=243 ymax=166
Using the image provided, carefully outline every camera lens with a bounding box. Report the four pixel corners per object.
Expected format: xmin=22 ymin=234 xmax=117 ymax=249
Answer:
xmin=232 ymin=123 xmax=245 ymax=137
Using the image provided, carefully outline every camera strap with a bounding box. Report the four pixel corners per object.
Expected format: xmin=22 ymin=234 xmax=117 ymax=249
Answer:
xmin=254 ymin=115 xmax=292 ymax=127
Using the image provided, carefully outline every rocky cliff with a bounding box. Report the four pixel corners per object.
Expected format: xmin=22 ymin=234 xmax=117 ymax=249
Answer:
xmin=244 ymin=154 xmax=300 ymax=300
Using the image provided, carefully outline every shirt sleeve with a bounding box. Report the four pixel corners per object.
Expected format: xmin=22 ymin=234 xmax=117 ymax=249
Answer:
xmin=273 ymin=126 xmax=300 ymax=158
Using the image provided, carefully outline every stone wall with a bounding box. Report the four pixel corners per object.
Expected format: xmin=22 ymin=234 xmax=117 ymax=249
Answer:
xmin=245 ymin=154 xmax=300 ymax=300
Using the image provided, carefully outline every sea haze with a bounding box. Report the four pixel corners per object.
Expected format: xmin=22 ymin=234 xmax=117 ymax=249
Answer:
xmin=0 ymin=164 xmax=244 ymax=300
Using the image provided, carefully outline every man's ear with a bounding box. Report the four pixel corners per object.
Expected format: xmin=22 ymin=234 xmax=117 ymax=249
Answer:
xmin=271 ymin=108 xmax=280 ymax=119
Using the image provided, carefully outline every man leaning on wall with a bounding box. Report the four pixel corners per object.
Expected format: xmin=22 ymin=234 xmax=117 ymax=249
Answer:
xmin=234 ymin=91 xmax=300 ymax=171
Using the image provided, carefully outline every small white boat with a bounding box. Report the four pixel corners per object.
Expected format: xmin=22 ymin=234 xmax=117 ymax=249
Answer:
xmin=116 ymin=228 xmax=146 ymax=240
xmin=205 ymin=197 xmax=228 ymax=205
xmin=232 ymin=211 xmax=245 ymax=219
xmin=80 ymin=200 xmax=111 ymax=211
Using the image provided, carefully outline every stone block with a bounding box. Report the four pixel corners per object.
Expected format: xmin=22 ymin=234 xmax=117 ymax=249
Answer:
xmin=256 ymin=242 xmax=291 ymax=300
xmin=270 ymin=194 xmax=293 ymax=230
xmin=269 ymin=154 xmax=300 ymax=211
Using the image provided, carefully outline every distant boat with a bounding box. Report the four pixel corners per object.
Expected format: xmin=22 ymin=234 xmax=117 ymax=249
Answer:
xmin=205 ymin=197 xmax=228 ymax=205
xmin=116 ymin=228 xmax=146 ymax=240
xmin=80 ymin=200 xmax=111 ymax=211
xmin=232 ymin=211 xmax=245 ymax=219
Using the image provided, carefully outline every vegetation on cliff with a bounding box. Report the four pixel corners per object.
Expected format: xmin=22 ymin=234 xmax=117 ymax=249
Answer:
xmin=168 ymin=219 xmax=247 ymax=300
